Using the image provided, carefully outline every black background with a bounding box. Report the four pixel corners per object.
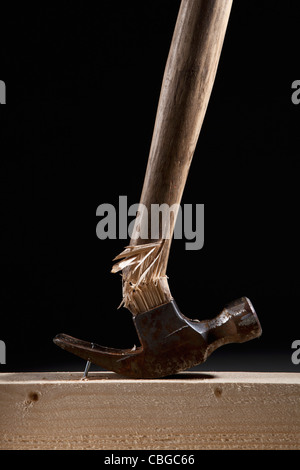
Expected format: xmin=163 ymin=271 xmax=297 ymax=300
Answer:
xmin=0 ymin=0 xmax=299 ymax=374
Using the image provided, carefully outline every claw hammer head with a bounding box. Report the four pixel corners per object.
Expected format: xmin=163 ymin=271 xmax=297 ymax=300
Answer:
xmin=54 ymin=296 xmax=262 ymax=379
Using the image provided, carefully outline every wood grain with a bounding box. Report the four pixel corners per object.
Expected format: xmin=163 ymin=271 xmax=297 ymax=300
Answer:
xmin=0 ymin=372 xmax=299 ymax=450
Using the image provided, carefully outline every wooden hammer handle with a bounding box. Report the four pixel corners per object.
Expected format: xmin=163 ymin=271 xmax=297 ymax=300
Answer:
xmin=130 ymin=0 xmax=233 ymax=262
xmin=115 ymin=0 xmax=233 ymax=314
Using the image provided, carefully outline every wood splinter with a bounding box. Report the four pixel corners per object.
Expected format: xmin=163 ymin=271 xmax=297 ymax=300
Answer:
xmin=112 ymin=240 xmax=172 ymax=315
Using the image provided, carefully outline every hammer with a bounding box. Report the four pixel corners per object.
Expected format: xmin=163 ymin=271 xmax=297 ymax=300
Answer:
xmin=54 ymin=0 xmax=262 ymax=378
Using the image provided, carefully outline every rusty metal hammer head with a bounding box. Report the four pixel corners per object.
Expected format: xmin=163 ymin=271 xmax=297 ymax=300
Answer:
xmin=53 ymin=296 xmax=262 ymax=378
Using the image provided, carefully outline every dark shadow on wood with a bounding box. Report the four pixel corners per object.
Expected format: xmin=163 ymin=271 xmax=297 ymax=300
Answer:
xmin=163 ymin=372 xmax=217 ymax=380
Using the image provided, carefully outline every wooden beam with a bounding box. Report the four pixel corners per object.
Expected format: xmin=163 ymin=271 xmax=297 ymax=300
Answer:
xmin=0 ymin=371 xmax=299 ymax=450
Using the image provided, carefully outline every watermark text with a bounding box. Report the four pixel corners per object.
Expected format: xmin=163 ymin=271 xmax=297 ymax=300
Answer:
xmin=96 ymin=196 xmax=204 ymax=251
xmin=291 ymin=80 xmax=300 ymax=105
xmin=291 ymin=340 xmax=300 ymax=365
xmin=0 ymin=80 xmax=6 ymax=104
xmin=0 ymin=340 xmax=6 ymax=364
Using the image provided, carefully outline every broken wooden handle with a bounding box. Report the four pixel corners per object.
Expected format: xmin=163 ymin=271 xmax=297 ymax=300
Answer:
xmin=129 ymin=0 xmax=233 ymax=271
xmin=115 ymin=0 xmax=234 ymax=314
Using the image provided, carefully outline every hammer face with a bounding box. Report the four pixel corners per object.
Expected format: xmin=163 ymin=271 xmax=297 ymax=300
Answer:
xmin=53 ymin=297 xmax=262 ymax=379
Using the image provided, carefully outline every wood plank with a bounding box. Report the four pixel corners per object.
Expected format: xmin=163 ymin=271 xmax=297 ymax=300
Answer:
xmin=0 ymin=371 xmax=299 ymax=450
